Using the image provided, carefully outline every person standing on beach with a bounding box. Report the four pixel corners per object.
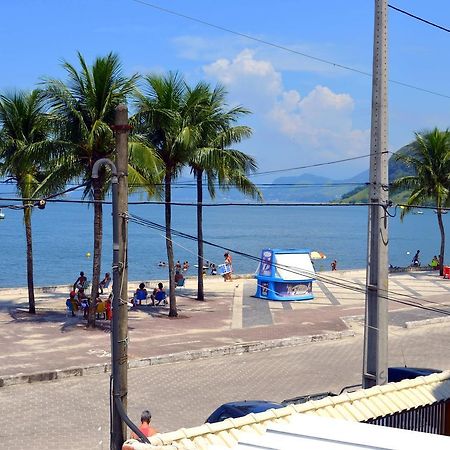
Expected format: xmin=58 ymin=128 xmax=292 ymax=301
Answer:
xmin=99 ymin=272 xmax=111 ymax=294
xmin=331 ymin=260 xmax=337 ymax=271
xmin=412 ymin=250 xmax=420 ymax=267
xmin=73 ymin=271 xmax=87 ymax=290
xmin=223 ymin=252 xmax=233 ymax=281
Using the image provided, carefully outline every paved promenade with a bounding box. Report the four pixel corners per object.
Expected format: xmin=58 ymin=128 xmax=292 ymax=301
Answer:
xmin=1 ymin=269 xmax=450 ymax=384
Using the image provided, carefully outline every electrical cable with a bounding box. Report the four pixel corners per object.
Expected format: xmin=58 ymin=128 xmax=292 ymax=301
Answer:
xmin=130 ymin=0 xmax=450 ymax=100
xmin=388 ymin=4 xmax=450 ymax=33
xmin=0 ymin=196 xmax=377 ymax=207
xmin=3 ymin=194 xmax=450 ymax=213
xmin=0 ymin=179 xmax=369 ymax=188
xmin=126 ymin=213 xmax=450 ymax=316
xmin=129 ymin=212 xmax=450 ymax=313
xmin=249 ymin=154 xmax=384 ymax=177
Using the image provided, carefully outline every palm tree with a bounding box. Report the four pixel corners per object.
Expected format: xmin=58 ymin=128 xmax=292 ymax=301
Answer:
xmin=44 ymin=52 xmax=139 ymax=326
xmin=392 ymin=128 xmax=450 ymax=275
xmin=133 ymin=72 xmax=209 ymax=317
xmin=0 ymin=90 xmax=63 ymax=313
xmin=188 ymin=84 xmax=261 ymax=300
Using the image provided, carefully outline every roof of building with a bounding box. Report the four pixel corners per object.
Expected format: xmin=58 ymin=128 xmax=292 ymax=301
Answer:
xmin=123 ymin=370 xmax=450 ymax=450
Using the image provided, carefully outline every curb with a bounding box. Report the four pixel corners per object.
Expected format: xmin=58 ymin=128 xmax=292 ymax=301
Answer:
xmin=0 ymin=330 xmax=354 ymax=388
xmin=405 ymin=316 xmax=450 ymax=329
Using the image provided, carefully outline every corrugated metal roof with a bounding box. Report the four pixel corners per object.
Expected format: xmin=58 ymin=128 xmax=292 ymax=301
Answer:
xmin=123 ymin=370 xmax=450 ymax=450
xmin=236 ymin=414 xmax=450 ymax=449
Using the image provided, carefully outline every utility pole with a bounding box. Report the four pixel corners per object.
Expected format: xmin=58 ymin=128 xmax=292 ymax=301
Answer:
xmin=363 ymin=0 xmax=389 ymax=389
xmin=93 ymin=108 xmax=149 ymax=448
xmin=112 ymin=104 xmax=130 ymax=447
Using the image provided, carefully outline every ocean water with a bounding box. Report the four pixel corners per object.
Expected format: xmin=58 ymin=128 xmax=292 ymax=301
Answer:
xmin=0 ymin=201 xmax=448 ymax=288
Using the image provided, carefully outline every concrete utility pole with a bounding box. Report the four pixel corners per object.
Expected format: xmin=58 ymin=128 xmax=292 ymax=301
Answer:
xmin=363 ymin=0 xmax=389 ymax=389
xmin=93 ymin=107 xmax=148 ymax=449
xmin=112 ymin=104 xmax=130 ymax=447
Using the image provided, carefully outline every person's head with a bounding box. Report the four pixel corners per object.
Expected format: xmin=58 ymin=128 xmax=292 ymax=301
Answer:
xmin=105 ymin=272 xmax=110 ymax=277
xmin=140 ymin=410 xmax=151 ymax=424
xmin=158 ymin=282 xmax=163 ymax=289
xmin=224 ymin=252 xmax=229 ymax=258
xmin=80 ymin=271 xmax=84 ymax=277
xmin=70 ymin=291 xmax=76 ymax=298
xmin=139 ymin=282 xmax=145 ymax=290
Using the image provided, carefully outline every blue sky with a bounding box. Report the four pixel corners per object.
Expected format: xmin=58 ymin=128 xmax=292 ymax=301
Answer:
xmin=2 ymin=0 xmax=450 ymax=181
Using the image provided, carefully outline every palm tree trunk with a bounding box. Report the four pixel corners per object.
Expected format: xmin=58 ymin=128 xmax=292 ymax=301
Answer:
xmin=88 ymin=178 xmax=103 ymax=327
xmin=24 ymin=206 xmax=36 ymax=314
xmin=165 ymin=170 xmax=177 ymax=317
xmin=437 ymin=210 xmax=445 ymax=276
xmin=196 ymin=170 xmax=205 ymax=301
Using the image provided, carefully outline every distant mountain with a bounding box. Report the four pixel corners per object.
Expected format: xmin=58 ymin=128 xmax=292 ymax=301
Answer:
xmin=260 ymin=172 xmax=368 ymax=202
xmin=109 ymin=152 xmax=412 ymax=204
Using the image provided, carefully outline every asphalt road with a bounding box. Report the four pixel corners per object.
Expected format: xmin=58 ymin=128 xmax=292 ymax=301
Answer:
xmin=1 ymin=323 xmax=449 ymax=450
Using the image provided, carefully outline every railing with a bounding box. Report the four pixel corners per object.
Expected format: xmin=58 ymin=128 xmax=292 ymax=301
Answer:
xmin=365 ymin=401 xmax=448 ymax=435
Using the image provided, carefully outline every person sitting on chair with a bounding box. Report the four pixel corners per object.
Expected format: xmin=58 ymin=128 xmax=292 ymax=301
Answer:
xmin=151 ymin=282 xmax=166 ymax=306
xmin=66 ymin=291 xmax=77 ymax=317
xmin=134 ymin=282 xmax=148 ymax=306
xmin=77 ymin=288 xmax=90 ymax=319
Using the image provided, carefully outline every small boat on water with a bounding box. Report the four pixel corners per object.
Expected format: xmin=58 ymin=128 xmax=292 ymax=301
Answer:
xmin=0 ymin=209 xmax=4 ymax=220
xmin=412 ymin=210 xmax=424 ymax=215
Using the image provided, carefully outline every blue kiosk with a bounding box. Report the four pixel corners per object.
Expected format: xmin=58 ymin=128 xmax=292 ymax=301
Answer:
xmin=255 ymin=248 xmax=315 ymax=301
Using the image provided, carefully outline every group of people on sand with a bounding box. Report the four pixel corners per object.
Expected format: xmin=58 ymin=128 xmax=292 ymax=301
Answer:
xmin=67 ymin=252 xmax=234 ymax=317
xmin=67 ymin=271 xmax=112 ymax=319
xmin=133 ymin=282 xmax=167 ymax=307
xmin=157 ymin=255 xmax=230 ymax=279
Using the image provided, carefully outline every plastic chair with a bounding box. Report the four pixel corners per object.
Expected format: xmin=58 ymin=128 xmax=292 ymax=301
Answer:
xmin=96 ymin=301 xmax=106 ymax=320
xmin=134 ymin=289 xmax=148 ymax=306
xmin=154 ymin=290 xmax=167 ymax=306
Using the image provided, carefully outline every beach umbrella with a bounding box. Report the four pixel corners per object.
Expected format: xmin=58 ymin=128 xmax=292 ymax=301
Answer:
xmin=310 ymin=251 xmax=326 ymax=259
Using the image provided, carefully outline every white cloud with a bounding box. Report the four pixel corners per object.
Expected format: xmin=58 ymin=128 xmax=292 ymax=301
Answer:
xmin=203 ymin=50 xmax=370 ymax=163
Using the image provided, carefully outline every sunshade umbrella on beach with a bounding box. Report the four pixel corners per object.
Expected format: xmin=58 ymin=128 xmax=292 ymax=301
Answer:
xmin=310 ymin=251 xmax=326 ymax=259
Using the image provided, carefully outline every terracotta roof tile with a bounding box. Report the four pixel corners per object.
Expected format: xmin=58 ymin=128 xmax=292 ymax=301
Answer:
xmin=123 ymin=370 xmax=450 ymax=450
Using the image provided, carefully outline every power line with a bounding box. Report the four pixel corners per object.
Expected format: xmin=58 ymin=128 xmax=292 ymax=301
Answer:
xmin=389 ymin=4 xmax=450 ymax=33
xmin=0 ymin=196 xmax=378 ymax=208
xmin=0 ymin=182 xmax=88 ymax=211
xmin=250 ymin=154 xmax=378 ymax=176
xmin=130 ymin=0 xmax=450 ymax=100
xmin=127 ymin=213 xmax=450 ymax=316
xmin=1 ymin=180 xmax=368 ymax=188
xmin=3 ymin=195 xmax=450 ymax=212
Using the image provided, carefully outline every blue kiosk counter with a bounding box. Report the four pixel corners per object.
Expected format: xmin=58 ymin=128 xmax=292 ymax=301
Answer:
xmin=255 ymin=248 xmax=315 ymax=301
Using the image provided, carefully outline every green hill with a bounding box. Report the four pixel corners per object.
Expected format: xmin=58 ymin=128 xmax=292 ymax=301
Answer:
xmin=339 ymin=143 xmax=416 ymax=203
